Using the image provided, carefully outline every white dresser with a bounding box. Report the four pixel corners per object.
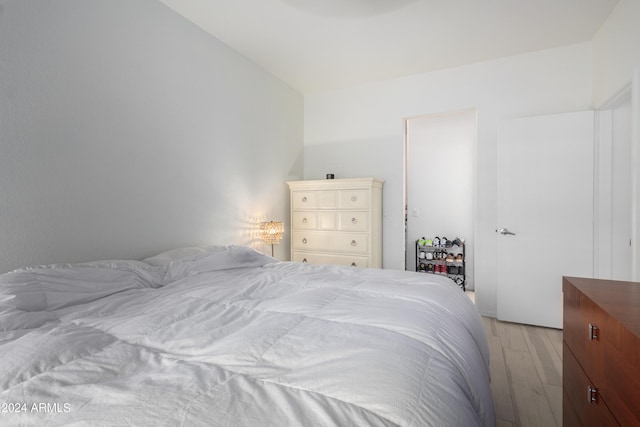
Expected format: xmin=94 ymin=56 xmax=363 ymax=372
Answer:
xmin=287 ymin=178 xmax=384 ymax=268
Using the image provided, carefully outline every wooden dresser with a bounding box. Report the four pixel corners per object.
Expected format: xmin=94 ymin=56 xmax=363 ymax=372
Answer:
xmin=286 ymin=178 xmax=383 ymax=268
xmin=562 ymin=276 xmax=640 ymax=426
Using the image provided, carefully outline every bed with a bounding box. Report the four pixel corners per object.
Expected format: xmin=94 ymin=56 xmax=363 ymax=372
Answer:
xmin=0 ymin=245 xmax=495 ymax=426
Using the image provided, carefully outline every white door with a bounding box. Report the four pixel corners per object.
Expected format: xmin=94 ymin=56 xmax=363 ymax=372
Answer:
xmin=497 ymin=111 xmax=594 ymax=329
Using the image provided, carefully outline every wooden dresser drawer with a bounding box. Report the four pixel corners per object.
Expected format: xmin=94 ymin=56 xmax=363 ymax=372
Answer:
xmin=292 ymin=251 xmax=369 ymax=268
xmin=563 ymin=343 xmax=617 ymax=427
xmin=563 ymin=280 xmax=606 ymax=386
xmin=292 ymin=230 xmax=369 ymax=254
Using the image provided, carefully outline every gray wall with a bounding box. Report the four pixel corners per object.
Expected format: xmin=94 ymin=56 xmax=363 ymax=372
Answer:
xmin=0 ymin=0 xmax=303 ymax=273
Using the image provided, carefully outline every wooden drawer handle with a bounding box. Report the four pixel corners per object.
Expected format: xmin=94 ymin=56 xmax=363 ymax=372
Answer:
xmin=588 ymin=323 xmax=599 ymax=341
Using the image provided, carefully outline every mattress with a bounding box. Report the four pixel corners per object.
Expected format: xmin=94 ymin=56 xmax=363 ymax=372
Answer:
xmin=0 ymin=245 xmax=495 ymax=426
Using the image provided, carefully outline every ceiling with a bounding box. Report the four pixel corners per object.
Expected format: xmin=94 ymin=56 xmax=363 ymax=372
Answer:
xmin=157 ymin=0 xmax=619 ymax=94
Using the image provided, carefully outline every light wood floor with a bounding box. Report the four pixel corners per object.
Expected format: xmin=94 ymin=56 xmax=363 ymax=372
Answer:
xmin=482 ymin=316 xmax=563 ymax=427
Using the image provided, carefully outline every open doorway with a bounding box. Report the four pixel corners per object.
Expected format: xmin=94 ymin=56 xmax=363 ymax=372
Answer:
xmin=405 ymin=109 xmax=476 ymax=289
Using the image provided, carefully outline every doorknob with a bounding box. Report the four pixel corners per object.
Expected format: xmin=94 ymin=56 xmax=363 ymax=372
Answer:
xmin=498 ymin=228 xmax=516 ymax=236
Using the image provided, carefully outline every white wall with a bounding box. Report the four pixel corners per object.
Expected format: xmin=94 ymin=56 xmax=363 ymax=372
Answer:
xmin=592 ymin=0 xmax=640 ymax=107
xmin=0 ymin=0 xmax=303 ymax=273
xmin=304 ymin=43 xmax=593 ymax=316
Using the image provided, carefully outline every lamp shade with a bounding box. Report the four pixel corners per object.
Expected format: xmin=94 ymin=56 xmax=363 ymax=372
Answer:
xmin=260 ymin=221 xmax=284 ymax=245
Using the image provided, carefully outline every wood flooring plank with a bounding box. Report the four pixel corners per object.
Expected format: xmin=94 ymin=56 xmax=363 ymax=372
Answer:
xmin=483 ymin=316 xmax=563 ymax=427
xmin=487 ymin=335 xmax=516 ymax=423
xmin=543 ymin=383 xmax=562 ymax=427
xmin=504 ymin=348 xmax=558 ymax=427
xmin=545 ymin=327 xmax=563 ymax=360
xmin=495 ymin=320 xmax=528 ymax=352
xmin=483 ymin=316 xmax=497 ymax=337
xmin=522 ymin=326 xmax=562 ymax=386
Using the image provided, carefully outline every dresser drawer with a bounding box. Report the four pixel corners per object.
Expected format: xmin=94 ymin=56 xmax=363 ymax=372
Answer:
xmin=291 ymin=189 xmax=370 ymax=210
xmin=292 ymin=212 xmax=338 ymax=230
xmin=292 ymin=251 xmax=369 ymax=268
xmin=563 ymin=343 xmax=617 ymax=427
xmin=338 ymin=212 xmax=369 ymax=231
xmin=563 ymin=279 xmax=606 ymax=381
xmin=292 ymin=231 xmax=369 ymax=254
xmin=291 ymin=190 xmax=337 ymax=209
xmin=339 ymin=190 xmax=369 ymax=209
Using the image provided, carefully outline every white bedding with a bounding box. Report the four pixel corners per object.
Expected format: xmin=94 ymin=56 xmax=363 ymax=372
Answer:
xmin=0 ymin=245 xmax=495 ymax=426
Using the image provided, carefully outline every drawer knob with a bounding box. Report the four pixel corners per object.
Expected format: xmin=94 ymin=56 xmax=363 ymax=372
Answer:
xmin=302 ymin=196 xmax=307 ymax=203
xmin=351 ymin=196 xmax=357 ymax=202
xmin=302 ymin=238 xmax=308 ymax=244
xmin=351 ymin=262 xmax=357 ymax=267
xmin=351 ymin=217 xmax=357 ymax=224
xmin=302 ymin=217 xmax=308 ymax=223
xmin=587 ymin=385 xmax=598 ymax=404
xmin=588 ymin=323 xmax=599 ymax=341
xmin=351 ymin=240 xmax=357 ymax=246
xmin=302 ymin=258 xmax=308 ymax=263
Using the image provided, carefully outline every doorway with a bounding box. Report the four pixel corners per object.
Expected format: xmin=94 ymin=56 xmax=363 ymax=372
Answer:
xmin=596 ymin=90 xmax=633 ymax=280
xmin=405 ymin=109 xmax=476 ymax=289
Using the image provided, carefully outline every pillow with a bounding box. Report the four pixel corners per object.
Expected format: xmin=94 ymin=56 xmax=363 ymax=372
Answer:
xmin=0 ymin=260 xmax=162 ymax=312
xmin=162 ymin=245 xmax=277 ymax=283
xmin=142 ymin=247 xmax=213 ymax=267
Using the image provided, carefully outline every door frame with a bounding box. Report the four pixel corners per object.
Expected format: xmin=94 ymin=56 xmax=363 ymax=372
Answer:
xmin=402 ymin=109 xmax=478 ymax=288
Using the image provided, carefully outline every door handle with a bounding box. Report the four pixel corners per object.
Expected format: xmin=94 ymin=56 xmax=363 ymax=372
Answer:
xmin=498 ymin=228 xmax=516 ymax=236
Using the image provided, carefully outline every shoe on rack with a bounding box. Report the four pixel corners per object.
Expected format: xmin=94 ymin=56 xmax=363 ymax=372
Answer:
xmin=441 ymin=237 xmax=449 ymax=247
xmin=426 ymin=263 xmax=435 ymax=273
xmin=452 ymin=237 xmax=463 ymax=247
xmin=456 ymin=254 xmax=463 ymax=262
xmin=425 ymin=239 xmax=433 ymax=247
xmin=445 ymin=253 xmax=454 ymax=263
xmin=433 ymin=237 xmax=440 ymax=247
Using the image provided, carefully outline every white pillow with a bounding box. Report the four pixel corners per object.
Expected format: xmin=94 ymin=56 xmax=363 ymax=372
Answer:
xmin=0 ymin=261 xmax=161 ymax=311
xmin=142 ymin=247 xmax=211 ymax=267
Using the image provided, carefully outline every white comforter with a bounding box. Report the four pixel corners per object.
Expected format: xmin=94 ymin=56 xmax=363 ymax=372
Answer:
xmin=0 ymin=245 xmax=495 ymax=426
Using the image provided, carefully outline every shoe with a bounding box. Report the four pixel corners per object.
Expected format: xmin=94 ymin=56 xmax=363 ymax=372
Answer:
xmin=441 ymin=237 xmax=449 ymax=247
xmin=425 ymin=239 xmax=433 ymax=247
xmin=433 ymin=237 xmax=440 ymax=247
xmin=452 ymin=237 xmax=463 ymax=247
xmin=418 ymin=237 xmax=426 ymax=246
xmin=448 ymin=265 xmax=458 ymax=275
xmin=456 ymin=254 xmax=463 ymax=262
xmin=426 ymin=251 xmax=433 ymax=260
xmin=426 ymin=263 xmax=435 ymax=273
xmin=445 ymin=253 xmax=454 ymax=263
